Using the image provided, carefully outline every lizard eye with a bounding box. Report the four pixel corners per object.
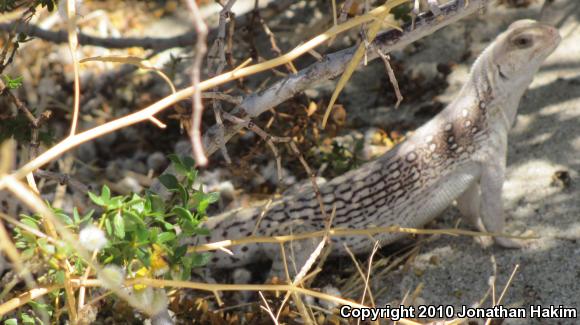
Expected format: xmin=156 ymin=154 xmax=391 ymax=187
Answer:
xmin=512 ymin=35 xmax=533 ymax=49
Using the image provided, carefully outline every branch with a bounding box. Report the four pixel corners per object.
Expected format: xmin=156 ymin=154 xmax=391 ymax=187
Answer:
xmin=0 ymin=0 xmax=296 ymax=50
xmin=0 ymin=21 xmax=198 ymax=50
xmin=150 ymin=0 xmax=482 ymax=193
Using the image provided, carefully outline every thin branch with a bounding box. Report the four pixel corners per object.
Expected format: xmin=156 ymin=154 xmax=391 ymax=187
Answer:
xmin=66 ymin=0 xmax=81 ymax=139
xmin=0 ymin=21 xmax=199 ymax=50
xmin=185 ymin=0 xmax=210 ymax=166
xmin=376 ymin=48 xmax=403 ymax=108
xmin=207 ymin=0 xmax=237 ymax=164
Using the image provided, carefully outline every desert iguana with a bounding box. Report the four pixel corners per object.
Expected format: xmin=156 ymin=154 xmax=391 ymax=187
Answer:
xmin=194 ymin=19 xmax=561 ymax=276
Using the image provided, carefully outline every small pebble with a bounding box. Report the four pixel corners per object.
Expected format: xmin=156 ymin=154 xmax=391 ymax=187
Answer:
xmin=147 ymin=152 xmax=168 ymax=172
xmin=319 ymin=285 xmax=342 ymax=310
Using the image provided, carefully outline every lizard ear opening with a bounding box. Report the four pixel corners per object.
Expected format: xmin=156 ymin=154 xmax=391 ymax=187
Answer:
xmin=511 ymin=35 xmax=534 ymax=49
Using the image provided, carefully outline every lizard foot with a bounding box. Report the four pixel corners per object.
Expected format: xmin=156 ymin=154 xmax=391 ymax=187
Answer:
xmin=411 ymin=0 xmax=442 ymax=30
xmin=426 ymin=0 xmax=442 ymax=16
xmin=494 ymin=236 xmax=527 ymax=249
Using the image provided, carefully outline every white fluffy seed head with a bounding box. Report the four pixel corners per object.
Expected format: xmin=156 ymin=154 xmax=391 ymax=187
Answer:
xmin=79 ymin=225 xmax=107 ymax=252
xmin=98 ymin=265 xmax=125 ymax=290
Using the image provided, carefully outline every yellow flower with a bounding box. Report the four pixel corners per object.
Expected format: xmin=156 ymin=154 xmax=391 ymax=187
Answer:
xmin=151 ymin=244 xmax=169 ymax=277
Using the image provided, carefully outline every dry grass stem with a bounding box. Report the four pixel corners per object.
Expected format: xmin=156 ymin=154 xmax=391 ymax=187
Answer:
xmin=66 ymin=0 xmax=81 ymax=137
xmin=189 ymin=226 xmax=535 ymax=253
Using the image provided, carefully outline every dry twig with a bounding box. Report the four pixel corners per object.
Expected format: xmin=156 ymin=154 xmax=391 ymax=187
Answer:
xmin=185 ymin=0 xmax=210 ymax=166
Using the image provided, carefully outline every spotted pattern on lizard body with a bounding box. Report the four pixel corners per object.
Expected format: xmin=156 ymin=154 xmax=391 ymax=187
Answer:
xmin=190 ymin=20 xmax=561 ymax=273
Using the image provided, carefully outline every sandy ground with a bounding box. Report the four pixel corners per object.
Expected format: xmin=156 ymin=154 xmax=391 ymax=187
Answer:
xmin=349 ymin=2 xmax=580 ymax=324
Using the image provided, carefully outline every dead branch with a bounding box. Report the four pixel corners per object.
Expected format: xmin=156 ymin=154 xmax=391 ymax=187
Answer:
xmin=0 ymin=0 xmax=296 ymax=51
xmin=185 ymin=0 xmax=210 ymax=166
xmin=0 ymin=21 xmax=199 ymax=50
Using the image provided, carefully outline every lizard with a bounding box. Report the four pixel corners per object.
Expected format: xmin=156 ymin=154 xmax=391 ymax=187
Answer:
xmin=192 ymin=19 xmax=561 ymax=277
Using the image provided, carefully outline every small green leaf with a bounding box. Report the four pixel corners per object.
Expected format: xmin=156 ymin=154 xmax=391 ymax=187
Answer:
xmin=172 ymin=207 xmax=194 ymax=222
xmin=192 ymin=252 xmax=211 ymax=267
xmin=163 ymin=221 xmax=175 ymax=230
xmin=101 ymin=185 xmax=111 ymax=200
xmin=173 ymin=245 xmax=187 ymax=261
xmin=148 ymin=227 xmax=161 ymax=242
xmin=156 ymin=232 xmax=176 ymax=244
xmin=20 ymin=312 xmax=35 ymax=325
xmin=37 ymin=238 xmax=55 ymax=255
xmin=88 ymin=191 xmax=105 ymax=206
xmin=181 ymin=156 xmax=196 ymax=169
xmin=186 ymin=169 xmax=198 ymax=186
xmin=181 ymin=219 xmax=199 ymax=234
xmin=194 ymin=192 xmax=219 ymax=214
xmin=20 ymin=217 xmax=39 ymax=231
xmin=80 ymin=210 xmax=95 ymax=224
xmin=21 ymin=248 xmax=35 ymax=259
xmin=4 ymin=318 xmax=17 ymax=325
xmin=206 ymin=192 xmax=220 ymax=203
xmin=55 ymin=211 xmax=73 ymax=226
xmin=123 ymin=210 xmax=147 ymax=227
xmin=108 ymin=196 xmax=123 ymax=209
xmin=177 ymin=184 xmax=189 ymax=204
xmin=103 ymin=255 xmax=114 ymax=264
xmin=135 ymin=228 xmax=149 ymax=242
xmin=148 ymin=194 xmax=165 ymax=213
xmin=104 ymin=217 xmax=112 ymax=236
xmin=113 ymin=212 xmax=125 ymax=238
xmin=57 ymin=242 xmax=74 ymax=258
xmin=158 ymin=174 xmax=179 ymax=190
xmin=168 ymin=154 xmax=188 ymax=174
xmin=102 ymin=185 xmax=111 ymax=202
xmin=128 ymin=194 xmax=145 ymax=213
xmin=73 ymin=208 xmax=81 ymax=224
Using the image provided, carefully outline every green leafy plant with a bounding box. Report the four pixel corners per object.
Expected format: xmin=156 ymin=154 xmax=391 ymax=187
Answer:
xmin=9 ymin=155 xmax=218 ymax=322
xmin=90 ymin=154 xmax=218 ymax=278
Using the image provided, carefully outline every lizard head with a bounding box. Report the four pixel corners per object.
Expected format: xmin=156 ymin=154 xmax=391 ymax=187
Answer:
xmin=491 ymin=19 xmax=561 ymax=86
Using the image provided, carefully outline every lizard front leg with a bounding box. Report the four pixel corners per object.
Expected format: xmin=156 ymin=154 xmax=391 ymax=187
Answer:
xmin=479 ymin=157 xmax=524 ymax=248
xmin=412 ymin=0 xmax=442 ymax=18
xmin=411 ymin=0 xmax=442 ymax=29
xmin=456 ymin=180 xmax=486 ymax=232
